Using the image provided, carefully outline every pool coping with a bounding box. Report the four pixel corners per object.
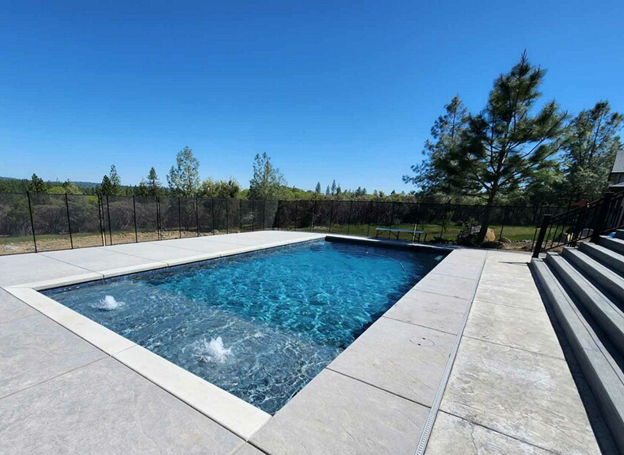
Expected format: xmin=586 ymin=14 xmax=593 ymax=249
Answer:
xmin=4 ymin=233 xmax=459 ymax=443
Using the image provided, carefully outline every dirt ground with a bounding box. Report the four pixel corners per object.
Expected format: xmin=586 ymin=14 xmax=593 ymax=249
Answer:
xmin=0 ymin=229 xmax=242 ymax=255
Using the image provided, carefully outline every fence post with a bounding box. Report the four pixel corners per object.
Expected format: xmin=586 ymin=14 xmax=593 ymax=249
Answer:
xmin=106 ymin=195 xmax=113 ymax=245
xmin=263 ymin=200 xmax=267 ymax=231
xmin=347 ymin=200 xmax=353 ymax=235
xmin=133 ymin=196 xmax=138 ymax=243
xmin=312 ymin=199 xmax=317 ymax=232
xmin=329 ymin=200 xmax=334 ymax=233
xmin=26 ymin=191 xmax=38 ymax=253
xmin=295 ymin=200 xmax=300 ymax=230
xmin=225 ymin=199 xmax=230 ymax=234
xmin=65 ymin=193 xmax=74 ymax=249
xmin=178 ymin=197 xmax=182 ymax=239
xmin=532 ymin=214 xmax=552 ymax=258
xmin=239 ymin=199 xmax=243 ymax=232
xmin=367 ymin=201 xmax=373 ymax=237
xmin=211 ymin=198 xmax=216 ymax=234
xmin=591 ymin=192 xmax=613 ymax=243
xmin=276 ymin=200 xmax=281 ymax=230
xmin=97 ymin=194 xmax=105 ymax=246
xmin=416 ymin=202 xmax=421 ymax=231
xmin=389 ymin=201 xmax=395 ymax=239
xmin=156 ymin=197 xmax=161 ymax=241
xmin=196 ymin=197 xmax=200 ymax=237
xmin=251 ymin=199 xmax=255 ymax=231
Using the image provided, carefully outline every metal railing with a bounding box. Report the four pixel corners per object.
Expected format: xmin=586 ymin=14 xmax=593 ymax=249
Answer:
xmin=0 ymin=192 xmax=567 ymax=256
xmin=532 ymin=191 xmax=624 ymax=257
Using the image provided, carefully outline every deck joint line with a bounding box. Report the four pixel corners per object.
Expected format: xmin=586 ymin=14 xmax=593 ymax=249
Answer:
xmin=414 ymin=250 xmax=488 ymax=455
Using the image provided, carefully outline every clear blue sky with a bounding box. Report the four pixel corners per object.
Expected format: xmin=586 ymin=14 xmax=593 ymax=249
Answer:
xmin=0 ymin=0 xmax=622 ymax=193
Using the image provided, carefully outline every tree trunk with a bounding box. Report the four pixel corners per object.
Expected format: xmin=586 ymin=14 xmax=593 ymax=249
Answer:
xmin=477 ymin=190 xmax=497 ymax=245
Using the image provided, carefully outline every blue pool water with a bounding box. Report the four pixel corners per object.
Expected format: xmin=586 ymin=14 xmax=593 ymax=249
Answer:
xmin=44 ymin=240 xmax=445 ymax=414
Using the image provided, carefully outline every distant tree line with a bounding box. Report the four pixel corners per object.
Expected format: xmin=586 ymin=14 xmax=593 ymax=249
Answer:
xmin=1 ymin=149 xmax=416 ymax=202
xmin=404 ymin=51 xmax=623 ymax=243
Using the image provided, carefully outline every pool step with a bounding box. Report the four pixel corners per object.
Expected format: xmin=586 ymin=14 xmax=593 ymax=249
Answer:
xmin=532 ymin=258 xmax=624 ymax=452
xmin=579 ymin=242 xmax=624 ymax=277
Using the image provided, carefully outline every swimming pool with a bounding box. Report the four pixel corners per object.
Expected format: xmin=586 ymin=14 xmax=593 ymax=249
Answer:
xmin=44 ymin=240 xmax=445 ymax=414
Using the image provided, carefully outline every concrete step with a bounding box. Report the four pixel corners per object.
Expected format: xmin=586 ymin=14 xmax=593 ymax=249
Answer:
xmin=601 ymin=236 xmax=624 ymax=256
xmin=563 ymin=248 xmax=624 ymax=307
xmin=531 ymin=258 xmax=624 ymax=452
xmin=616 ymin=230 xmax=624 ymax=240
xmin=547 ymin=253 xmax=624 ymax=353
xmin=580 ymin=242 xmax=624 ymax=277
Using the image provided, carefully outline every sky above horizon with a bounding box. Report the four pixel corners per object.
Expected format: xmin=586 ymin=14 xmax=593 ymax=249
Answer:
xmin=0 ymin=0 xmax=622 ymax=193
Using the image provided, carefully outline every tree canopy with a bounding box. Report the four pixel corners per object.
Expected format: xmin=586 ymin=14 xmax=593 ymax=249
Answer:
xmin=562 ymin=101 xmax=623 ymax=201
xmin=201 ymin=178 xmax=241 ymax=199
xmin=167 ymin=147 xmax=200 ymax=196
xmin=406 ymin=52 xmax=569 ymax=243
xmin=403 ymin=95 xmax=469 ymax=194
xmin=248 ymin=152 xmax=286 ymax=200
xmin=99 ymin=165 xmax=122 ymax=196
xmin=27 ymin=173 xmax=47 ymax=193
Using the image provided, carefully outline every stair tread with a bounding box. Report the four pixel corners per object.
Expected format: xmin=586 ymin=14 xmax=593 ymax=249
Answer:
xmin=534 ymin=259 xmax=624 ymax=375
xmin=601 ymin=236 xmax=624 ymax=253
xmin=532 ymin=259 xmax=624 ymax=431
xmin=546 ymin=253 xmax=624 ymax=348
xmin=554 ymin=251 xmax=624 ymax=318
xmin=563 ymin=248 xmax=624 ymax=303
xmin=580 ymin=242 xmax=624 ymax=273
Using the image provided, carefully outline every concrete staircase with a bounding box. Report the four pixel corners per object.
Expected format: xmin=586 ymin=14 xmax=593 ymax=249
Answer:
xmin=531 ymin=230 xmax=624 ymax=452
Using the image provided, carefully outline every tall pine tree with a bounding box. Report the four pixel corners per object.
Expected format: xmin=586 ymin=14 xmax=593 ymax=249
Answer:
xmin=403 ymin=96 xmax=468 ymax=194
xmin=167 ymin=147 xmax=200 ymax=196
xmin=409 ymin=53 xmax=566 ymax=243
xmin=27 ymin=173 xmax=47 ymax=193
xmin=562 ymin=101 xmax=623 ymax=201
xmin=248 ymin=152 xmax=286 ymax=200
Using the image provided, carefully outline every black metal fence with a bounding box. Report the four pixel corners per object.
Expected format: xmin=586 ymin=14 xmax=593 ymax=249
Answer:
xmin=0 ymin=192 xmax=566 ymax=256
xmin=532 ymin=191 xmax=624 ymax=257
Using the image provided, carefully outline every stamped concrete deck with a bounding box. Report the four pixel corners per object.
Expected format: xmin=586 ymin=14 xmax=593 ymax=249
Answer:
xmin=0 ymin=233 xmax=601 ymax=454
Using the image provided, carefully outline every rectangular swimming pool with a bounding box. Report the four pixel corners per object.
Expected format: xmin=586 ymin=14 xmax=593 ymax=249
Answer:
xmin=44 ymin=240 xmax=445 ymax=414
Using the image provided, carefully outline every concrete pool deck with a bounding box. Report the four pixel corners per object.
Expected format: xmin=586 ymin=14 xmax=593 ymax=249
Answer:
xmin=0 ymin=231 xmax=601 ymax=454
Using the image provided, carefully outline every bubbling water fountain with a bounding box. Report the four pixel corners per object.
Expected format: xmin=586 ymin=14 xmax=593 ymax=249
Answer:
xmin=191 ymin=336 xmax=233 ymax=363
xmin=92 ymin=295 xmax=124 ymax=311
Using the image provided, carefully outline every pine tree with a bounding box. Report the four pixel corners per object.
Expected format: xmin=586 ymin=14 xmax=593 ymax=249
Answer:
xmin=563 ymin=101 xmax=623 ymax=201
xmin=109 ymin=165 xmax=121 ymax=193
xmin=137 ymin=179 xmax=149 ymax=197
xmin=248 ymin=152 xmax=286 ymax=200
xmin=315 ymin=182 xmax=322 ymax=194
xmin=27 ymin=173 xmax=47 ymax=193
xmin=409 ymin=53 xmax=567 ymax=244
xmin=403 ymin=95 xmax=469 ymax=193
xmin=167 ymin=147 xmax=200 ymax=196
xmin=100 ymin=165 xmax=121 ymax=196
xmin=146 ymin=167 xmax=162 ymax=197
xmin=100 ymin=175 xmax=114 ymax=196
xmin=325 ymin=185 xmax=330 ymax=196
xmin=331 ymin=180 xmax=337 ymax=196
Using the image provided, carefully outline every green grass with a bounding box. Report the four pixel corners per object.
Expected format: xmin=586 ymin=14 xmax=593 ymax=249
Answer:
xmin=0 ymin=223 xmax=539 ymax=248
xmin=308 ymin=223 xmax=537 ymax=242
